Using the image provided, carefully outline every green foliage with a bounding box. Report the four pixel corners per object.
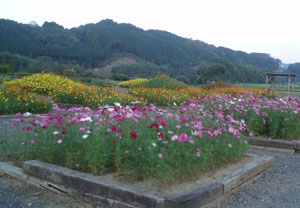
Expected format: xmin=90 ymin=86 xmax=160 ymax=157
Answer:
xmin=134 ymin=75 xmax=188 ymax=89
xmin=0 ymin=19 xmax=280 ymax=74
xmin=286 ymin=63 xmax=300 ymax=81
xmin=235 ymin=107 xmax=300 ymax=140
xmin=196 ymin=58 xmax=267 ymax=84
xmin=0 ymin=65 xmax=11 ymax=73
xmin=200 ymin=81 xmax=232 ymax=90
xmin=63 ymin=69 xmax=76 ymax=77
xmin=79 ymin=77 xmax=115 ymax=87
xmin=111 ymin=74 xmax=129 ymax=81
xmin=175 ymin=75 xmax=190 ymax=84
xmin=112 ymin=62 xmax=173 ymax=77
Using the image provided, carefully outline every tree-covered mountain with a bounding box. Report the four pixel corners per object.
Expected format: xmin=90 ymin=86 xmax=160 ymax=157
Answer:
xmin=0 ymin=18 xmax=281 ymax=74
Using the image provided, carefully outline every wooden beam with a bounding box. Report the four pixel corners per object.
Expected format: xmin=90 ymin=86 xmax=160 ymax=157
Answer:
xmin=288 ymin=75 xmax=291 ymax=97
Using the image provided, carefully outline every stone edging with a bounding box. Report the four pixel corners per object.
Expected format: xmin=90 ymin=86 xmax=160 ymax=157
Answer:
xmin=0 ymin=154 xmax=274 ymax=208
xmin=249 ymin=137 xmax=300 ymax=153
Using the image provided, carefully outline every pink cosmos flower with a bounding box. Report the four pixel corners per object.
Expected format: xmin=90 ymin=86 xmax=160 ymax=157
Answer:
xmin=179 ymin=133 xmax=189 ymax=142
xmin=158 ymin=119 xmax=167 ymax=127
xmin=176 ymin=125 xmax=181 ymax=129
xmin=171 ymin=135 xmax=178 ymax=141
xmin=249 ymin=132 xmax=254 ymax=137
xmin=196 ymin=152 xmax=201 ymax=157
xmin=158 ymin=153 xmax=163 ymax=159
xmin=31 ymin=140 xmax=38 ymax=144
xmin=131 ymin=100 xmax=140 ymax=105
xmin=166 ymin=113 xmax=173 ymax=118
xmin=57 ymin=139 xmax=62 ymax=144
xmin=228 ymin=126 xmax=235 ymax=134
xmin=130 ymin=130 xmax=137 ymax=139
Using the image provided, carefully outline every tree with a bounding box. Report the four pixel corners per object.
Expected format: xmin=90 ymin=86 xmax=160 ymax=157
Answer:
xmin=0 ymin=65 xmax=11 ymax=73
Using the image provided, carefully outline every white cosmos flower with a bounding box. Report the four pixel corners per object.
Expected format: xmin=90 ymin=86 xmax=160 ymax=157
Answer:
xmin=23 ymin=112 xmax=32 ymax=117
xmin=53 ymin=131 xmax=59 ymax=135
xmin=152 ymin=142 xmax=156 ymax=147
xmin=82 ymin=134 xmax=88 ymax=139
xmin=80 ymin=116 xmax=93 ymax=122
xmin=114 ymin=102 xmax=121 ymax=107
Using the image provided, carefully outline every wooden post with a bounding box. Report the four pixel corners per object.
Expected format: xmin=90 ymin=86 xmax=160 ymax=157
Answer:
xmin=265 ymin=73 xmax=268 ymax=90
xmin=288 ymin=75 xmax=291 ymax=97
xmin=292 ymin=76 xmax=295 ymax=92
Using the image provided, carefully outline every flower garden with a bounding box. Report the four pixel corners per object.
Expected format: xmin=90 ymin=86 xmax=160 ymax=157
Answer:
xmin=0 ymin=73 xmax=299 ymax=187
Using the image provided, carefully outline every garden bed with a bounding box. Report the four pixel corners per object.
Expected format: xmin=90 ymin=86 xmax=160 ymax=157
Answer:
xmin=0 ymin=154 xmax=273 ymax=208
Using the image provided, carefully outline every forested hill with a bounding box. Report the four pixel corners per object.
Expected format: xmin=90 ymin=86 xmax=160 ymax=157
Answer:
xmin=0 ymin=19 xmax=281 ymax=71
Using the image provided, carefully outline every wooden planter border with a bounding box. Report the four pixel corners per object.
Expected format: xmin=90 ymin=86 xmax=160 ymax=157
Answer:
xmin=249 ymin=137 xmax=300 ymax=153
xmin=0 ymin=154 xmax=273 ymax=208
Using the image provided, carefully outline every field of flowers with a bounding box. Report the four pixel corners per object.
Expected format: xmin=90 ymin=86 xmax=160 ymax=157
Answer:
xmin=128 ymin=86 xmax=278 ymax=106
xmin=0 ymin=84 xmax=51 ymax=115
xmin=1 ymin=73 xmax=140 ymax=114
xmin=0 ymin=100 xmax=250 ymax=186
xmin=1 ymin=72 xmax=299 ymax=188
xmin=117 ymin=78 xmax=148 ymax=88
xmin=119 ymin=75 xmax=188 ymax=89
xmin=5 ymin=73 xmax=85 ymax=95
xmin=51 ymin=85 xmax=141 ymax=107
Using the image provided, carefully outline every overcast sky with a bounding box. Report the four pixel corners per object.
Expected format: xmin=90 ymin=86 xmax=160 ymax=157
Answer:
xmin=1 ymin=0 xmax=300 ymax=63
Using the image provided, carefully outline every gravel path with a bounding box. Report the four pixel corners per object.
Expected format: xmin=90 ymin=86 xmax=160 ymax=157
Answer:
xmin=0 ymin=173 xmax=97 ymax=208
xmin=219 ymin=147 xmax=300 ymax=208
xmin=0 ymin=147 xmax=299 ymax=208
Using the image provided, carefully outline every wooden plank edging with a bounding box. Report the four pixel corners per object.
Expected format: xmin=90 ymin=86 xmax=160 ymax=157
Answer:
xmin=248 ymin=137 xmax=300 ymax=153
xmin=0 ymin=154 xmax=274 ymax=208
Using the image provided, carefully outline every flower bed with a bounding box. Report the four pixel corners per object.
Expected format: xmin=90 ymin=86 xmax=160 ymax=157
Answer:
xmin=118 ymin=78 xmax=148 ymax=88
xmin=0 ymin=84 xmax=51 ymax=115
xmin=0 ymin=100 xmax=249 ymax=186
xmin=51 ymin=85 xmax=139 ymax=107
xmin=5 ymin=73 xmax=84 ymax=95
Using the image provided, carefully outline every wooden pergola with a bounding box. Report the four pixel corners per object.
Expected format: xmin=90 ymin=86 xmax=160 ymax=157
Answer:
xmin=265 ymin=72 xmax=296 ymax=97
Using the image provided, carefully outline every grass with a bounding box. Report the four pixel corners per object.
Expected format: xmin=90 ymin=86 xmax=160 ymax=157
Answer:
xmin=235 ymin=83 xmax=300 ymax=95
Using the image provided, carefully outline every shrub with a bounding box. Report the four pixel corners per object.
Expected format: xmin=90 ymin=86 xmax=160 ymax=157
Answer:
xmin=63 ymin=70 xmax=76 ymax=77
xmin=0 ymin=65 xmax=11 ymax=74
xmin=111 ymin=74 xmax=129 ymax=81
xmin=134 ymin=75 xmax=188 ymax=89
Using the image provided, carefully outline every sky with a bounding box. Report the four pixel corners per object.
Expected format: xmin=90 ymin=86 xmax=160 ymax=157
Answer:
xmin=1 ymin=0 xmax=300 ymax=64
